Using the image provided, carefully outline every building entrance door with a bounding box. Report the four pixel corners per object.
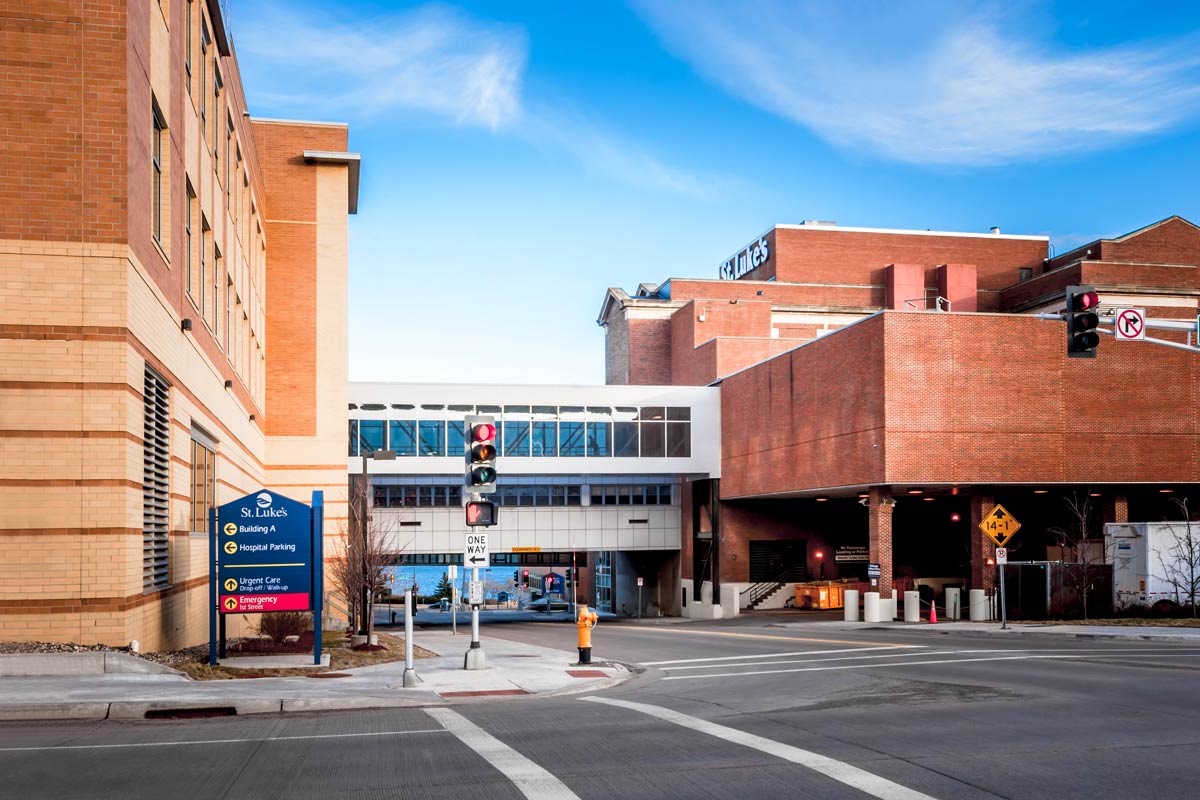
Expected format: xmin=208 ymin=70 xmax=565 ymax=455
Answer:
xmin=749 ymin=540 xmax=808 ymax=582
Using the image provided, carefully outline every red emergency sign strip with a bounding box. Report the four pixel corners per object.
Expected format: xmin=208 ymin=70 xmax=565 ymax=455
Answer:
xmin=220 ymin=592 xmax=311 ymax=613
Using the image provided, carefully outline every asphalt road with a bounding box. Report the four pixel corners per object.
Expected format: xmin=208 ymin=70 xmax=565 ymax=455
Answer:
xmin=3 ymin=617 xmax=1200 ymax=799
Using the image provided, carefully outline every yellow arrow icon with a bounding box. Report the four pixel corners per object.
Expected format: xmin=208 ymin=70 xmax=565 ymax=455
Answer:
xmin=223 ymin=541 xmax=238 ymax=555
xmin=223 ymin=597 xmax=238 ymax=611
xmin=224 ymin=578 xmax=238 ymax=592
xmin=223 ymin=522 xmax=238 ymax=537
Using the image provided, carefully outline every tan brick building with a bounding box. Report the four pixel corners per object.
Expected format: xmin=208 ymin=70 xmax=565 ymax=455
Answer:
xmin=0 ymin=1 xmax=355 ymax=648
xmin=600 ymin=217 xmax=1200 ymax=616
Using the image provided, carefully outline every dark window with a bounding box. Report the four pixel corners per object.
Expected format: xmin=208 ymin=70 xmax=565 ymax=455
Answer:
xmin=531 ymin=486 xmax=551 ymax=506
xmin=418 ymin=420 xmax=444 ymax=456
xmin=614 ymin=422 xmax=638 ymax=457
xmin=567 ymin=485 xmax=581 ymax=506
xmin=559 ymin=422 xmax=584 ymax=456
xmin=504 ymin=405 xmax=530 ymax=414
xmin=388 ymin=420 xmax=416 ymax=456
xmin=640 ymin=421 xmax=665 ymax=457
xmin=532 ymin=421 xmax=557 ymax=456
xmin=640 ymin=406 xmax=665 ymax=421
xmin=667 ymin=422 xmax=691 ymax=458
xmin=587 ymin=422 xmax=611 ymax=456
xmin=151 ymin=105 xmax=164 ymax=244
xmin=504 ymin=421 xmax=530 ymax=456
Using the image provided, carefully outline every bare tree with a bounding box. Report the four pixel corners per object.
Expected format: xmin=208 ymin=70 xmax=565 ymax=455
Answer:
xmin=1047 ymin=491 xmax=1109 ymax=621
xmin=337 ymin=476 xmax=398 ymax=642
xmin=1156 ymin=498 xmax=1200 ymax=617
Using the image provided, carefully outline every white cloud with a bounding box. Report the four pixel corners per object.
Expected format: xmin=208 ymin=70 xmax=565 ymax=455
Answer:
xmin=635 ymin=1 xmax=1200 ymax=165
xmin=233 ymin=3 xmax=526 ymax=128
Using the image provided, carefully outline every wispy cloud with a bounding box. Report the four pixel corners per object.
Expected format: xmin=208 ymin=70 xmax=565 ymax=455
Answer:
xmin=233 ymin=2 xmax=713 ymax=198
xmin=634 ymin=1 xmax=1200 ymax=166
xmin=233 ymin=3 xmax=525 ymax=128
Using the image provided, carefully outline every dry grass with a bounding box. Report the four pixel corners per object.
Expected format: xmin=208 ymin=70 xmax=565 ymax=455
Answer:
xmin=170 ymin=632 xmax=437 ymax=681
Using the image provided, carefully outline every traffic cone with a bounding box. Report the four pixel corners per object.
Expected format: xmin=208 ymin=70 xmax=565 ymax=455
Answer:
xmin=929 ymin=599 xmax=938 ymax=624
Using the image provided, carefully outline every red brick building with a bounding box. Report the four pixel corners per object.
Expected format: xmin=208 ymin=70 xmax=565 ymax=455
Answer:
xmin=599 ymin=218 xmax=1200 ymax=616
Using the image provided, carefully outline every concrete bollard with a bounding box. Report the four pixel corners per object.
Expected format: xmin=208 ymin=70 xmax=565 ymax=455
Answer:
xmin=844 ymin=589 xmax=860 ymax=622
xmin=864 ymin=591 xmax=881 ymax=622
xmin=904 ymin=591 xmax=920 ymax=622
xmin=945 ymin=587 xmax=961 ymax=620
xmin=969 ymin=589 xmax=989 ymax=621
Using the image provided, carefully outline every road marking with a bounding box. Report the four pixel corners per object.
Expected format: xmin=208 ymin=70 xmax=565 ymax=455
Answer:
xmin=425 ymin=707 xmax=580 ymax=799
xmin=644 ymin=645 xmax=922 ymax=666
xmin=663 ymin=650 xmax=960 ymax=671
xmin=582 ymin=696 xmax=936 ymax=800
xmin=661 ymin=652 xmax=1200 ymax=680
xmin=0 ymin=728 xmax=449 ymax=753
xmin=613 ymin=627 xmax=912 ymax=647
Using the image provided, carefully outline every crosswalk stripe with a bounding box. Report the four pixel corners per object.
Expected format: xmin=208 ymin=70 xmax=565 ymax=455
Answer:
xmin=582 ymin=696 xmax=937 ymax=800
xmin=662 ymin=649 xmax=959 ymax=671
xmin=426 ymin=707 xmax=580 ymax=800
xmin=644 ymin=645 xmax=921 ymax=666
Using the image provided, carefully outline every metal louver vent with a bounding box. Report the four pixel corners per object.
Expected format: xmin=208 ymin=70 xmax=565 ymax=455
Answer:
xmin=143 ymin=366 xmax=171 ymax=590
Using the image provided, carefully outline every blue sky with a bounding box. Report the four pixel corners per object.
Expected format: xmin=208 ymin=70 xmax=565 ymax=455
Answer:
xmin=230 ymin=1 xmax=1200 ymax=385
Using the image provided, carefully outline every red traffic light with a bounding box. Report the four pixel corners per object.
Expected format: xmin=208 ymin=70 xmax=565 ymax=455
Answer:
xmin=465 ymin=500 xmax=496 ymax=527
xmin=522 ymin=569 xmax=529 ymax=578
xmin=471 ymin=423 xmax=496 ymax=442
xmin=1070 ymin=290 xmax=1100 ymax=311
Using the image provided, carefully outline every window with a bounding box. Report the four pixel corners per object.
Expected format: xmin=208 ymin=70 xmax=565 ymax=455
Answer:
xmin=197 ymin=219 xmax=208 ymax=309
xmin=503 ymin=420 xmax=530 ymax=456
xmin=348 ymin=420 xmax=385 ymax=456
xmin=639 ymin=407 xmax=665 ymax=457
xmin=143 ymin=366 xmax=170 ymax=590
xmin=224 ymin=275 xmax=232 ymax=353
xmin=418 ymin=420 xmax=444 ymax=456
xmin=213 ymin=70 xmax=222 ymax=166
xmin=667 ymin=407 xmax=691 ymax=458
xmin=225 ymin=115 xmax=233 ymax=204
xmin=387 ymin=420 xmax=416 ymax=456
xmin=199 ymin=21 xmax=209 ymax=133
xmin=587 ymin=422 xmax=611 ymax=457
xmin=211 ymin=246 xmax=221 ymax=332
xmin=151 ymin=103 xmax=164 ymax=244
xmin=185 ymin=184 xmax=194 ymax=290
xmin=614 ymin=421 xmax=638 ymax=457
xmin=189 ymin=434 xmax=216 ymax=535
xmin=447 ymin=420 xmax=465 ymax=456
xmin=185 ymin=0 xmax=193 ymax=82
xmin=532 ymin=421 xmax=557 ymax=457
xmin=559 ymin=422 xmax=584 ymax=456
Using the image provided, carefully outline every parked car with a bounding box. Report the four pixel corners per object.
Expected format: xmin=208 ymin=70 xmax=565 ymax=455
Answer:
xmin=525 ymin=597 xmax=570 ymax=612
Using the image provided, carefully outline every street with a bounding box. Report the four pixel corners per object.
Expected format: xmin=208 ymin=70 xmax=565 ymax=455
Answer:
xmin=2 ymin=618 xmax=1199 ymax=799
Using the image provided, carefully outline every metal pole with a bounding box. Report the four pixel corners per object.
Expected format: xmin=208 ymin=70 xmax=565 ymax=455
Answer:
xmin=402 ymin=585 xmax=418 ymax=686
xmin=471 ymin=566 xmax=480 ymax=646
xmin=638 ymin=584 xmax=642 ymax=619
xmin=209 ymin=507 xmax=218 ymax=666
xmin=999 ymin=563 xmax=1008 ymax=630
xmin=452 ymin=585 xmax=457 ymax=636
xmin=359 ymin=455 xmax=369 ymax=637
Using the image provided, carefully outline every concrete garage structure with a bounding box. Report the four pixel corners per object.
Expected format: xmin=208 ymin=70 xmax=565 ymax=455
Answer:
xmin=600 ymin=217 xmax=1200 ymax=617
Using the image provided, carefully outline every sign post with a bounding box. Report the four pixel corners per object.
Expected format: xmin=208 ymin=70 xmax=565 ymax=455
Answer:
xmin=980 ymin=506 xmax=1021 ymax=628
xmin=209 ymin=490 xmax=320 ymax=666
xmin=637 ymin=576 xmax=643 ymax=619
xmin=464 ymin=530 xmax=489 ymax=670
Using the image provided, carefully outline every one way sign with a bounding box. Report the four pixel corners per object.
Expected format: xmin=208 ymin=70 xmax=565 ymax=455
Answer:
xmin=464 ymin=532 xmax=490 ymax=568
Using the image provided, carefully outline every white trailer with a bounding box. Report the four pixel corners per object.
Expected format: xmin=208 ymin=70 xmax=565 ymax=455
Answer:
xmin=1105 ymin=522 xmax=1199 ymax=610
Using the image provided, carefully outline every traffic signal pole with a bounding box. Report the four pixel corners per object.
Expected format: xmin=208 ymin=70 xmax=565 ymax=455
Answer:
xmin=1037 ymin=312 xmax=1200 ymax=354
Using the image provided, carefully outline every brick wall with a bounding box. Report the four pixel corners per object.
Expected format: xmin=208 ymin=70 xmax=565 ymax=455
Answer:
xmin=626 ymin=317 xmax=672 ymax=384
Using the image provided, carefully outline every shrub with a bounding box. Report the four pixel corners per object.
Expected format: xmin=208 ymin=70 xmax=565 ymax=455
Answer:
xmin=257 ymin=611 xmax=312 ymax=644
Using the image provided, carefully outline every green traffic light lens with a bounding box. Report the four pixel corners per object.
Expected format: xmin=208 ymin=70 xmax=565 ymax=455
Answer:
xmin=470 ymin=466 xmax=496 ymax=485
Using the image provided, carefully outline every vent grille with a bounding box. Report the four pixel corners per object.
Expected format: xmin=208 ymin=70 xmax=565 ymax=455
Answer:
xmin=143 ymin=366 xmax=171 ymax=591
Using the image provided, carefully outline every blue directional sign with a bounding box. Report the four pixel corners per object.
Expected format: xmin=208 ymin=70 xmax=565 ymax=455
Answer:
xmin=215 ymin=490 xmax=312 ymax=613
xmin=544 ymin=572 xmax=565 ymax=594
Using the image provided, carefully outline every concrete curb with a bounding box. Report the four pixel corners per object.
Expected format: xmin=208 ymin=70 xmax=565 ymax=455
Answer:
xmin=107 ymin=698 xmax=285 ymax=720
xmin=784 ymin=621 xmax=1200 ymax=644
xmin=0 ymin=703 xmax=111 ymax=721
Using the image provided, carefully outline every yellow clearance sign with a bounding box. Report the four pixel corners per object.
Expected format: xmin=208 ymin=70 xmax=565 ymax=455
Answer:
xmin=979 ymin=504 xmax=1021 ymax=547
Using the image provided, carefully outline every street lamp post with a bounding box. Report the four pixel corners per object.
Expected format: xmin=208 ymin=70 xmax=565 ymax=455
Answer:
xmin=358 ymin=448 xmax=395 ymax=636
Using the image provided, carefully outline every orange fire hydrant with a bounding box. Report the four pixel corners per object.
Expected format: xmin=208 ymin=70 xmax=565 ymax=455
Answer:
xmin=577 ymin=604 xmax=599 ymax=664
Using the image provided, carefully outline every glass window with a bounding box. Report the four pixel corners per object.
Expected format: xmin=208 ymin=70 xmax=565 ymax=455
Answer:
xmin=640 ymin=421 xmax=665 ymax=457
xmin=630 ymin=485 xmax=645 ymax=505
xmin=373 ymin=487 xmax=389 ymax=507
xmin=356 ymin=420 xmax=384 ymax=454
xmin=587 ymin=422 xmax=611 ymax=457
xmin=190 ymin=438 xmax=214 ymax=533
xmin=388 ymin=421 xmax=416 ymax=456
xmin=667 ymin=407 xmax=691 ymax=421
xmin=504 ymin=420 xmax=530 ymax=456
xmin=447 ymin=421 xmax=465 ymax=456
xmin=447 ymin=486 xmax=462 ymax=506
xmin=640 ymin=406 xmax=665 ymax=421
xmin=614 ymin=422 xmax=638 ymax=457
xmin=667 ymin=421 xmax=691 ymax=457
xmin=567 ymin=486 xmax=581 ymax=506
xmin=559 ymin=422 xmax=584 ymax=456
xmin=532 ymin=405 xmax=556 ymax=415
xmin=400 ymin=487 xmax=417 ymax=507
xmin=418 ymin=420 xmax=444 ymax=456
xmin=185 ymin=186 xmax=194 ymax=290
xmin=532 ymin=421 xmax=557 ymax=456
xmin=531 ymin=486 xmax=550 ymax=506
xmin=504 ymin=405 xmax=530 ymax=414
xmin=151 ymin=107 xmax=163 ymax=244
xmin=417 ymin=486 xmax=433 ymax=506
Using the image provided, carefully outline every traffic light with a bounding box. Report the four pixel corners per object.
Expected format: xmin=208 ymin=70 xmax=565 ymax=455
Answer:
xmin=522 ymin=569 xmax=530 ymax=586
xmin=464 ymin=415 xmax=497 ymax=494
xmin=1066 ymin=285 xmax=1101 ymax=359
xmin=464 ymin=499 xmax=496 ymax=527
xmin=513 ymin=570 xmax=520 ymax=583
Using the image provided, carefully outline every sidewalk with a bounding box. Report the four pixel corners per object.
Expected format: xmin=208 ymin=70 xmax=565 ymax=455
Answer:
xmin=0 ymin=630 xmax=631 ymax=722
xmin=776 ymin=619 xmax=1200 ymax=643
